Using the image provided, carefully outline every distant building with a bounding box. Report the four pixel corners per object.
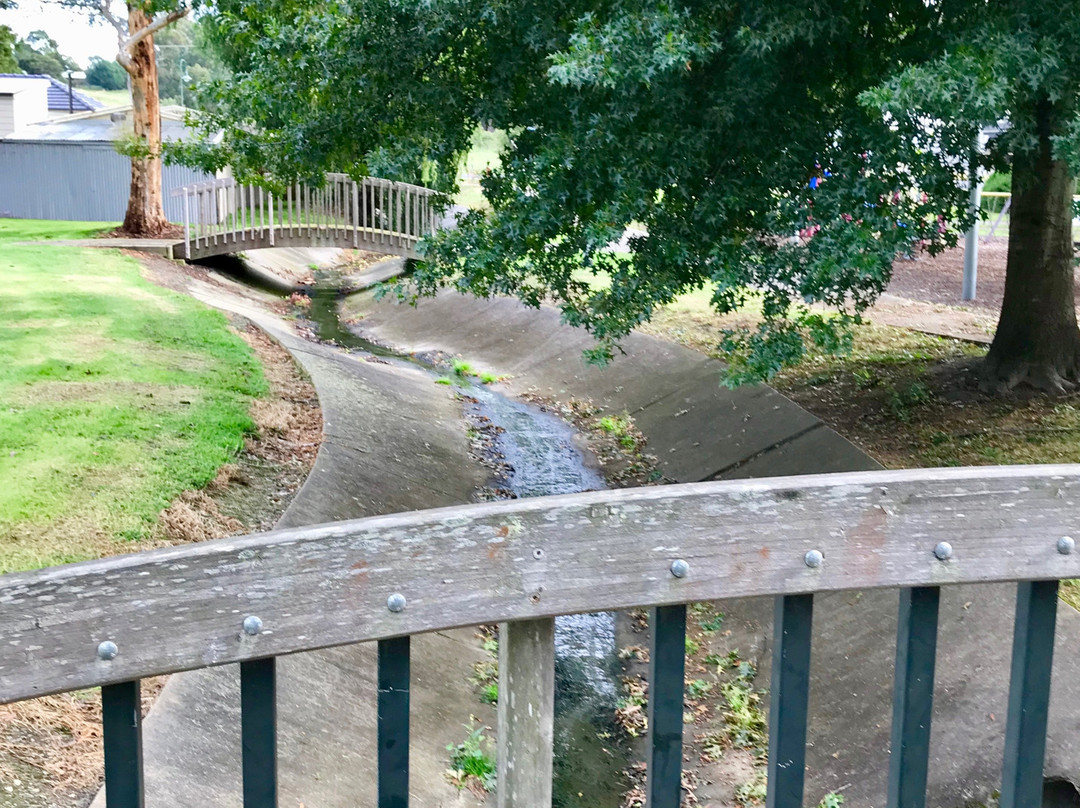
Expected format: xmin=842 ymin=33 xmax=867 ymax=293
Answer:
xmin=0 ymin=74 xmax=103 ymax=129
xmin=0 ymin=79 xmax=215 ymax=222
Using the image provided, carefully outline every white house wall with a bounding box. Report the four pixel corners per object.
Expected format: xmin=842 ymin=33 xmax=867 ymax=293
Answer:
xmin=0 ymin=96 xmax=15 ymax=138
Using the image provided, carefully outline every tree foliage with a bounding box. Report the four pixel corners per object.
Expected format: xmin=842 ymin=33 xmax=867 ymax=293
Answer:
xmin=153 ymin=16 xmax=226 ymax=106
xmin=183 ymin=0 xmax=1080 ymax=386
xmin=0 ymin=26 xmax=17 ymax=73
xmin=86 ymin=55 xmax=127 ymax=89
xmin=13 ymin=30 xmax=79 ymax=78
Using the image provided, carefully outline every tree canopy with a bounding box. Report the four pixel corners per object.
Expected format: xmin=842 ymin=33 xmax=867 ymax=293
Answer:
xmin=0 ymin=26 xmax=17 ymax=73
xmin=86 ymin=55 xmax=127 ymax=89
xmin=153 ymin=16 xmax=226 ymax=106
xmin=181 ymin=0 xmax=1080 ymax=389
xmin=13 ymin=30 xmax=78 ymax=78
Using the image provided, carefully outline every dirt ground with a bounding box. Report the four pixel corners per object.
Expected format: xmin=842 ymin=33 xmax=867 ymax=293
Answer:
xmin=0 ymin=256 xmax=324 ymax=808
xmin=887 ymin=237 xmax=1080 ymax=313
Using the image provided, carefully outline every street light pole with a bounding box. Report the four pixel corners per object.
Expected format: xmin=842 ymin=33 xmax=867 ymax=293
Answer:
xmin=62 ymin=70 xmax=86 ymax=116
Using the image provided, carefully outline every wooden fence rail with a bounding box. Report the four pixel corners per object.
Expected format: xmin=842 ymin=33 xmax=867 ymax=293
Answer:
xmin=2 ymin=464 xmax=1079 ymax=808
xmin=173 ymin=173 xmax=441 ymax=261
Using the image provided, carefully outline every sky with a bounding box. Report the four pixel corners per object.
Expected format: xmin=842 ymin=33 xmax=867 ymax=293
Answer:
xmin=1 ymin=1 xmax=123 ymax=67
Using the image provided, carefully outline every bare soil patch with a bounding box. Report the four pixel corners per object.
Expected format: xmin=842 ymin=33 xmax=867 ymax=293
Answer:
xmin=887 ymin=239 xmax=1080 ymax=313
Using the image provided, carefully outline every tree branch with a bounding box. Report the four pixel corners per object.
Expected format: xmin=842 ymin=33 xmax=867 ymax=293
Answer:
xmin=95 ymin=0 xmax=128 ymax=38
xmin=116 ymin=5 xmax=191 ymax=75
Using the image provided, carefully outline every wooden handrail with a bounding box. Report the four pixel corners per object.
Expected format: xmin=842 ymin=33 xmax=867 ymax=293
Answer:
xmin=4 ymin=464 xmax=1078 ymax=808
xmin=2 ymin=464 xmax=1079 ymax=705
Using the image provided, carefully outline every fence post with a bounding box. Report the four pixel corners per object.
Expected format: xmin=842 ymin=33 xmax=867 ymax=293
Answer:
xmin=101 ymin=680 xmax=144 ymax=808
xmin=497 ymin=618 xmax=555 ymax=808
xmin=268 ymin=192 xmax=275 ymax=247
xmin=1000 ymin=580 xmax=1059 ymax=808
xmin=887 ymin=586 xmax=940 ymax=808
xmin=182 ymin=190 xmax=190 ymax=260
xmin=766 ymin=594 xmax=814 ymax=808
xmin=352 ymin=180 xmax=360 ymax=248
xmin=378 ymin=637 xmax=411 ymax=808
xmin=647 ymin=604 xmax=687 ymax=808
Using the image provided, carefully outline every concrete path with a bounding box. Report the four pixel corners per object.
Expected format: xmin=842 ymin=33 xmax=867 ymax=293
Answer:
xmin=347 ymin=284 xmax=1080 ymax=807
xmin=42 ymin=238 xmax=180 ymax=258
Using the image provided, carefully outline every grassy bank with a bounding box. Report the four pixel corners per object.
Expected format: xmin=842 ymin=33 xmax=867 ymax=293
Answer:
xmin=0 ymin=220 xmax=266 ymax=572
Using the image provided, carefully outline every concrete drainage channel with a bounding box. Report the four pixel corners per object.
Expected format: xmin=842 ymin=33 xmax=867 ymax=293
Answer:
xmin=136 ymin=249 xmax=1080 ymax=808
xmin=242 ymin=260 xmax=635 ymax=806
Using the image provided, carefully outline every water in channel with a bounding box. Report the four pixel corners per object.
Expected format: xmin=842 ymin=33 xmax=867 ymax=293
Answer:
xmin=302 ymin=280 xmax=633 ymax=807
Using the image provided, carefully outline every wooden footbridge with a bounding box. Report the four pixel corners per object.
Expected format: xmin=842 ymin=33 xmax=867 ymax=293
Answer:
xmin=2 ymin=465 xmax=1079 ymax=808
xmin=173 ymin=174 xmax=440 ymax=260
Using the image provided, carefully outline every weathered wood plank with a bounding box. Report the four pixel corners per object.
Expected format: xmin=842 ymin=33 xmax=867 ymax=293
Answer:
xmin=497 ymin=618 xmax=554 ymax=808
xmin=3 ymin=465 xmax=1080 ymax=704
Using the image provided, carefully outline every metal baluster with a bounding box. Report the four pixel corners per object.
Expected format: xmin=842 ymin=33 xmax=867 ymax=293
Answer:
xmin=378 ymin=637 xmax=410 ymax=808
xmin=766 ymin=594 xmax=814 ymax=808
xmin=647 ymin=604 xmax=687 ymax=808
xmin=887 ymin=587 xmax=940 ymax=808
xmin=241 ymin=658 xmax=277 ymax=808
xmin=1000 ymin=580 xmax=1059 ymax=808
xmin=102 ymin=680 xmax=144 ymax=808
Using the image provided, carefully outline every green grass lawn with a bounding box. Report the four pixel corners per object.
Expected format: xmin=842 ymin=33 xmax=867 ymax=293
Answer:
xmin=0 ymin=220 xmax=266 ymax=572
xmin=81 ymin=87 xmax=131 ymax=107
xmin=455 ymin=127 xmax=508 ymax=209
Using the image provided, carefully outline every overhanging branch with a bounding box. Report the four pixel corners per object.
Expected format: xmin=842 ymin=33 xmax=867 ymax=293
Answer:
xmin=115 ymin=5 xmax=191 ymax=75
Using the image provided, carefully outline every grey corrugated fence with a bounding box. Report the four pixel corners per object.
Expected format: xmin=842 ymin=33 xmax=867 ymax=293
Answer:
xmin=0 ymin=140 xmax=213 ymax=222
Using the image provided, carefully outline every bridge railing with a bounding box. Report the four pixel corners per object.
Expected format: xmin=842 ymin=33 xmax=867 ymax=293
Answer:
xmin=174 ymin=173 xmax=440 ymax=259
xmin=2 ymin=465 xmax=1079 ymax=808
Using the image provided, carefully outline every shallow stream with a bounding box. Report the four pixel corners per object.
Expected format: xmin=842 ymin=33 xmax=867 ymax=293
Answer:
xmin=217 ymin=261 xmax=631 ymax=807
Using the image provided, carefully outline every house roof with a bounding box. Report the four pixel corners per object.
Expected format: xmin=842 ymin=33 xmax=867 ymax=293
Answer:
xmin=1 ymin=105 xmax=218 ymax=144
xmin=0 ymin=74 xmax=105 ymax=113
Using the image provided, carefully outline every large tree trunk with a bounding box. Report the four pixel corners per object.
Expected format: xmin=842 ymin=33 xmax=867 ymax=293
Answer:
xmin=121 ymin=6 xmax=171 ymax=236
xmin=983 ymin=99 xmax=1080 ymax=393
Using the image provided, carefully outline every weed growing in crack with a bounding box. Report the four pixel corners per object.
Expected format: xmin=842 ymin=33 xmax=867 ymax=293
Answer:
xmin=446 ymin=721 xmax=496 ymax=793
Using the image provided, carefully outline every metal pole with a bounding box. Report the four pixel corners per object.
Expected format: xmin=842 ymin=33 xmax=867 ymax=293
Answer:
xmin=962 ymin=152 xmax=981 ymax=301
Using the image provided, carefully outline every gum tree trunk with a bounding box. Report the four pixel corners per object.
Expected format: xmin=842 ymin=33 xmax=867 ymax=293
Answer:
xmin=121 ymin=6 xmax=170 ymax=236
xmin=984 ymin=99 xmax=1080 ymax=392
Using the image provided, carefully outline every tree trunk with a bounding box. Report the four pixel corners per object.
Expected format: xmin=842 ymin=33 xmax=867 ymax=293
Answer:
xmin=983 ymin=98 xmax=1080 ymax=392
xmin=121 ymin=6 xmax=171 ymax=237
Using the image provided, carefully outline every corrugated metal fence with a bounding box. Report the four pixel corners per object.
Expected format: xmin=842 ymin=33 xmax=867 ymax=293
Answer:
xmin=0 ymin=141 xmax=214 ymax=222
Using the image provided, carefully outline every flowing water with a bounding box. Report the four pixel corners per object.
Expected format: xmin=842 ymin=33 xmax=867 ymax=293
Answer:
xmin=303 ymin=281 xmax=632 ymax=807
xmin=205 ymin=256 xmax=633 ymax=805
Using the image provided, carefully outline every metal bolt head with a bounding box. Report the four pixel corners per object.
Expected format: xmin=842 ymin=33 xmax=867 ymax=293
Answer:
xmin=934 ymin=542 xmax=953 ymax=561
xmin=1059 ymin=536 xmax=1076 ymax=555
xmin=387 ymin=593 xmax=407 ymax=613
xmin=670 ymin=559 xmax=690 ymax=579
xmin=97 ymin=641 xmax=118 ymax=661
xmin=804 ymin=550 xmax=824 ymax=569
xmin=242 ymin=616 xmax=263 ymax=636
